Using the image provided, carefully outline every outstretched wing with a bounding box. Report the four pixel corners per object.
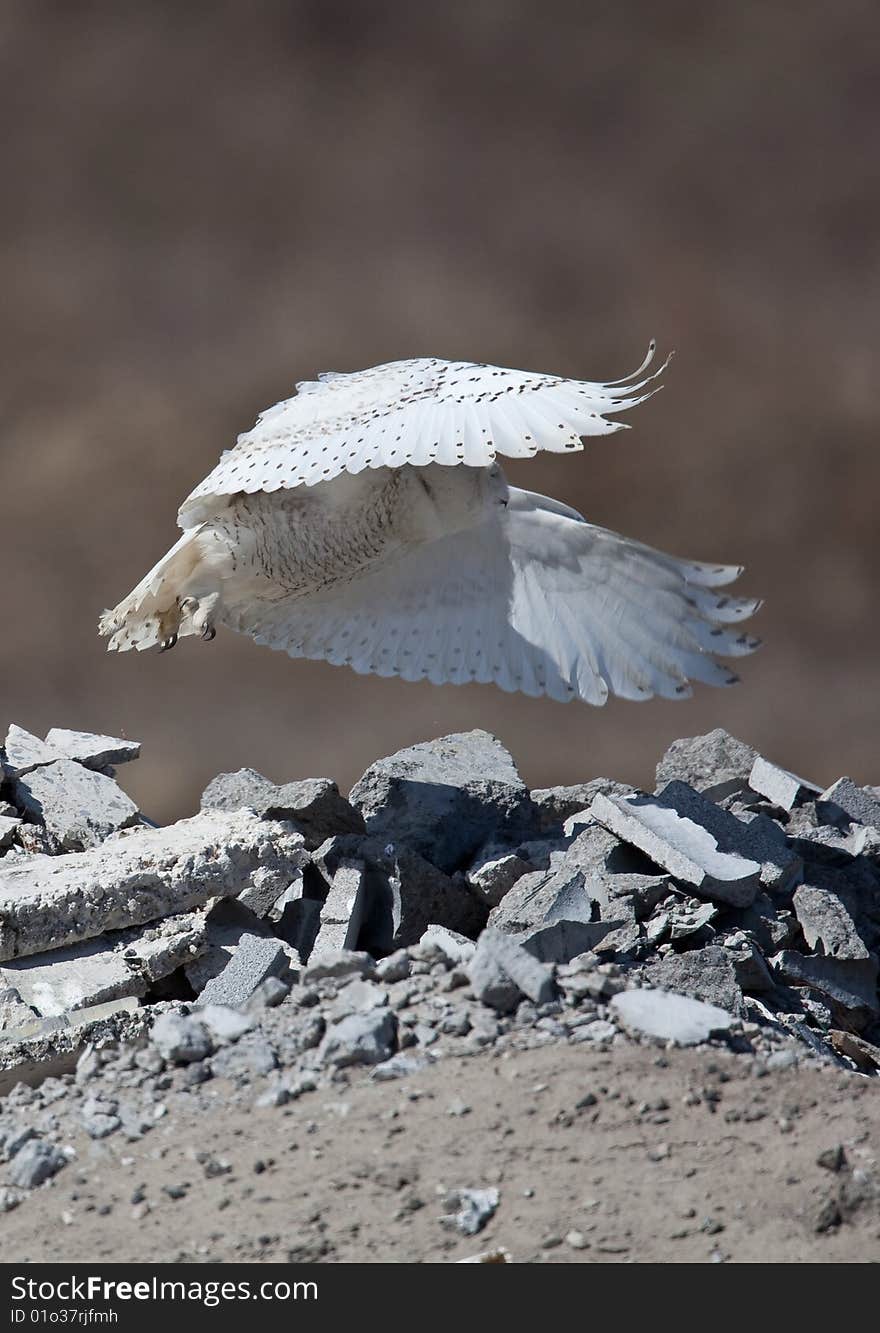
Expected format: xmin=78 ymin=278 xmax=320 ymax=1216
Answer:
xmin=178 ymin=344 xmax=666 ymax=526
xmin=230 ymin=484 xmax=759 ymax=705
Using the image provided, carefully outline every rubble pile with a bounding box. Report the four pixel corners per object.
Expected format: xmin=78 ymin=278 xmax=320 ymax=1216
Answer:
xmin=2 ymin=720 xmax=880 ymax=1213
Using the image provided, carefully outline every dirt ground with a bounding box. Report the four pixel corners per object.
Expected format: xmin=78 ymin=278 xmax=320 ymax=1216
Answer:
xmin=3 ymin=1042 xmax=878 ymax=1264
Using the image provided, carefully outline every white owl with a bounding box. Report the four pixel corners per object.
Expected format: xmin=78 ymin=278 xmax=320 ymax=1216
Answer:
xmin=99 ymin=345 xmax=760 ymax=704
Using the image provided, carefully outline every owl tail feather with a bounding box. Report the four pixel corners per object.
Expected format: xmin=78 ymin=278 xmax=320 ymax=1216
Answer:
xmin=99 ymin=527 xmax=208 ymax=652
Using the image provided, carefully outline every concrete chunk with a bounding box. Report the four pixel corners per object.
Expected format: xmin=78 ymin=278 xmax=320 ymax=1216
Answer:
xmin=12 ymin=760 xmax=139 ymax=850
xmin=488 ymin=867 xmax=593 ymax=933
xmin=149 ymin=1010 xmax=213 ymax=1064
xmin=749 ymin=756 xmax=820 ymax=811
xmin=655 ymin=729 xmax=757 ymax=796
xmin=513 ymin=919 xmax=623 ymax=965
xmin=1 ymin=911 xmax=207 ymax=1017
xmin=468 ymin=928 xmax=557 ymax=1007
xmin=301 ymin=950 xmax=374 ymax=984
xmin=771 ymin=950 xmax=879 ymax=1018
xmin=610 ymin=987 xmax=734 ymax=1046
xmin=349 ymin=730 xmax=532 ymax=873
xmin=793 ymin=884 xmax=870 ymax=961
xmin=817 ymin=778 xmax=880 ymax=830
xmin=418 ymin=924 xmax=476 ymax=967
xmin=2 ymin=725 xmax=57 ymax=775
xmin=590 ymin=790 xmax=761 ymax=907
xmin=318 ymin=1009 xmax=397 ymax=1069
xmin=529 ymin=780 xmax=632 ymax=831
xmin=656 ymin=782 xmax=802 ymax=892
xmin=196 ymin=936 xmax=295 ymax=1009
xmin=0 ymin=816 xmax=20 ymax=851
xmin=44 ymin=728 xmax=141 ymax=770
xmin=201 ymin=769 xmax=364 ymax=846
xmin=645 ymin=945 xmax=745 ymax=1015
xmin=7 ymin=1139 xmax=69 ymax=1188
xmin=0 ymin=809 xmax=308 ymax=962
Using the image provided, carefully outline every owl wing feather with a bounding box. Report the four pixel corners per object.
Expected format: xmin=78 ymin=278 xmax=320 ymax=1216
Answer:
xmin=177 ymin=345 xmax=666 ymax=527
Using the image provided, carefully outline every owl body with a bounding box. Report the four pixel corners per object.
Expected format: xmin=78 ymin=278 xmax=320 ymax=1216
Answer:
xmin=100 ymin=349 xmax=760 ymax=703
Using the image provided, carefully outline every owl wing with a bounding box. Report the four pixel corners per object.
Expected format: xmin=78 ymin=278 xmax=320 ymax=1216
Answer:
xmin=230 ymin=484 xmax=759 ymax=705
xmin=178 ymin=344 xmax=666 ymax=527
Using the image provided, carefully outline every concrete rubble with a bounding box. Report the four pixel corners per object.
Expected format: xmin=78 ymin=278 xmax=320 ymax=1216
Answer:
xmin=2 ymin=721 xmax=880 ymax=1206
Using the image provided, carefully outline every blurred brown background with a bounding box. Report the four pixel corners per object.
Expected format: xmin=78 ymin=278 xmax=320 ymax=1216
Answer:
xmin=2 ymin=0 xmax=878 ymax=822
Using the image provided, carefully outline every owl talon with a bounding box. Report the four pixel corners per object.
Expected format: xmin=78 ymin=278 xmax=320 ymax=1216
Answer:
xmin=159 ymin=633 xmax=178 ymax=653
xmin=202 ymin=625 xmax=216 ymax=642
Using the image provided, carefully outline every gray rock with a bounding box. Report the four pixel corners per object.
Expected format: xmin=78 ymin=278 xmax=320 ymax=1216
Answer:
xmin=645 ymin=945 xmax=745 ymax=1015
xmin=0 ymin=815 xmax=20 ymax=851
xmin=488 ymin=866 xmax=593 ymax=933
xmin=199 ymin=1005 xmax=256 ymax=1043
xmin=1 ymin=911 xmax=207 ymax=1017
xmin=306 ymin=852 xmax=369 ymax=961
xmin=817 ymin=778 xmax=880 ymax=830
xmin=749 ymin=756 xmax=820 ymax=811
xmin=319 ymin=1009 xmax=397 ymax=1069
xmin=185 ymin=899 xmax=290 ymax=994
xmin=149 ymin=1011 xmax=213 ymax=1064
xmin=210 ymin=1036 xmax=276 ymax=1080
xmin=44 ymin=728 xmax=141 ymax=770
xmin=770 ymin=950 xmax=879 ymax=1018
xmin=2 ymin=724 xmax=58 ymax=774
xmin=6 ymin=1139 xmax=69 ymax=1189
xmin=513 ymin=919 xmax=625 ymax=965
xmin=793 ymin=884 xmax=870 ymax=961
xmin=468 ymin=928 xmax=557 ymax=1008
xmin=610 ymin=987 xmax=734 ymax=1045
xmin=330 ymin=979 xmax=388 ymax=1019
xmin=529 ymin=780 xmax=632 ymax=831
xmin=82 ymin=1109 xmax=121 ymax=1140
xmin=349 ymin=730 xmax=533 ymax=873
xmin=12 ymin=760 xmax=139 ymax=851
xmin=201 ymin=769 xmax=364 ymax=846
xmin=374 ymin=950 xmax=412 ymax=983
xmin=655 ymin=729 xmax=757 ymax=796
xmin=722 ymin=933 xmax=775 ymax=992
xmin=0 ymin=809 xmax=307 ymax=962
xmin=301 ymin=950 xmax=375 ymax=984
xmin=590 ymin=790 xmax=761 ymax=907
xmin=196 ymin=935 xmax=295 ymax=1009
xmin=0 ymin=987 xmax=37 ymax=1033
xmin=440 ymin=1186 xmax=500 ymax=1235
xmin=417 ymin=925 xmax=475 ymax=967
xmin=245 ymin=976 xmax=290 ymax=1011
xmin=466 ymin=847 xmax=536 ymax=906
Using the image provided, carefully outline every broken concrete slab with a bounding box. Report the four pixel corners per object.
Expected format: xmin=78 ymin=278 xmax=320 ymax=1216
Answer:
xmin=487 ymin=867 xmax=593 ymax=934
xmin=441 ymin=1187 xmax=500 ymax=1236
xmin=0 ymin=998 xmax=144 ymax=1097
xmin=817 ymin=778 xmax=880 ymax=830
xmin=749 ymin=756 xmax=820 ymax=811
xmin=610 ymin=987 xmax=734 ymax=1046
xmin=590 ymin=790 xmax=761 ymax=907
xmin=645 ymin=945 xmax=745 ymax=1014
xmin=201 ymin=769 xmax=364 ymax=847
xmin=348 ymin=730 xmax=533 ymax=873
xmin=656 ymin=782 xmax=802 ymax=893
xmin=828 ymin=1029 xmax=880 ymax=1071
xmin=44 ymin=728 xmax=141 ymax=770
xmin=722 ymin=933 xmax=775 ymax=993
xmin=185 ymin=899 xmax=296 ymax=994
xmin=0 ymin=809 xmax=309 ymax=962
xmin=655 ymin=729 xmax=757 ymax=796
xmin=1 ymin=725 xmax=58 ymax=775
xmin=1 ymin=912 xmax=207 ymax=1017
xmin=12 ymin=760 xmax=140 ymax=851
xmin=196 ymin=935 xmax=296 ymax=1009
xmin=513 ymin=919 xmax=623 ymax=965
xmin=793 ymin=884 xmax=871 ymax=961
xmin=770 ymin=950 xmax=879 ymax=1019
xmin=468 ymin=928 xmax=557 ymax=1007
xmin=307 ymin=853 xmax=369 ymax=962
xmin=0 ymin=988 xmax=38 ymax=1034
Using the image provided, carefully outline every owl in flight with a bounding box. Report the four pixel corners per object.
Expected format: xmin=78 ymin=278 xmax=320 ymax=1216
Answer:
xmin=99 ymin=345 xmax=760 ymax=704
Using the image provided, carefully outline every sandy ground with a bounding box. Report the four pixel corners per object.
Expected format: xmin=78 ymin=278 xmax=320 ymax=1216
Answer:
xmin=3 ymin=1042 xmax=878 ymax=1264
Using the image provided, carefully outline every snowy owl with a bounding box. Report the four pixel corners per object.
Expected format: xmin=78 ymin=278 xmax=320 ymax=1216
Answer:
xmin=99 ymin=345 xmax=760 ymax=704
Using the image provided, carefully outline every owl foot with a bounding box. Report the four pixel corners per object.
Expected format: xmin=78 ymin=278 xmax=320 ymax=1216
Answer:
xmin=179 ymin=592 xmax=220 ymax=643
xmin=159 ymin=633 xmax=178 ymax=653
